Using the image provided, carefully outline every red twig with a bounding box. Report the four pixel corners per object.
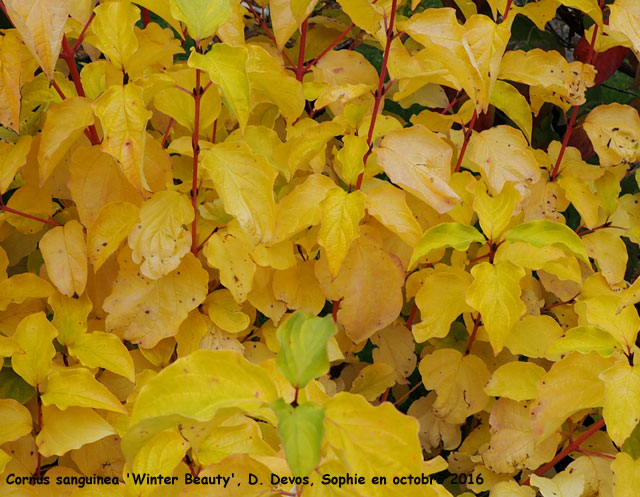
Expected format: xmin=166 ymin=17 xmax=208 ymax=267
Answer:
xmin=502 ymin=0 xmax=514 ymax=22
xmin=245 ymin=2 xmax=296 ymax=68
xmin=161 ymin=118 xmax=174 ymax=148
xmin=355 ymin=0 xmax=398 ymax=191
xmin=295 ymin=19 xmax=308 ymax=81
xmin=0 ymin=204 xmax=61 ymax=227
xmin=142 ymin=7 xmax=150 ymax=27
xmin=191 ymin=69 xmax=203 ymax=256
xmin=393 ymin=382 xmax=422 ymax=407
xmin=331 ymin=300 xmax=340 ymax=323
xmin=464 ymin=313 xmax=481 ymax=355
xmin=440 ymin=91 xmax=462 ymax=115
xmin=454 ymin=110 xmax=478 ymax=173
xmin=522 ymin=418 xmax=606 ymax=485
xmin=71 ymin=12 xmax=96 ymax=53
xmin=405 ymin=302 xmax=418 ymax=329
xmin=36 ymin=388 xmax=43 ymax=478
xmin=307 ymin=23 xmax=355 ymax=68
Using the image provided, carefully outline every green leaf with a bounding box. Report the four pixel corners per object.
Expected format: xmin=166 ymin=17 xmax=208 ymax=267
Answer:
xmin=409 ymin=222 xmax=485 ymax=269
xmin=505 ymin=219 xmax=589 ymax=263
xmin=276 ymin=312 xmax=337 ymax=388
xmin=546 ymin=326 xmax=619 ymax=357
xmin=271 ymin=398 xmax=324 ymax=477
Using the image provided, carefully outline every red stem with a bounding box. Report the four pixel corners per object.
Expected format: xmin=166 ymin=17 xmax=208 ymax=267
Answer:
xmin=0 ymin=204 xmax=61 ymax=227
xmin=393 ymin=382 xmax=421 ymax=407
xmin=71 ymin=12 xmax=96 ymax=53
xmin=142 ymin=7 xmax=150 ymax=27
xmin=36 ymin=388 xmax=42 ymax=478
xmin=191 ymin=69 xmax=203 ymax=256
xmin=307 ymin=23 xmax=355 ymax=68
xmin=355 ymin=0 xmax=398 ymax=191
xmin=464 ymin=313 xmax=481 ymax=355
xmin=503 ymin=0 xmax=514 ymax=22
xmin=50 ymin=80 xmax=66 ymax=100
xmin=245 ymin=2 xmax=296 ymax=69
xmin=296 ymin=19 xmax=308 ymax=81
xmin=161 ymin=118 xmax=174 ymax=148
xmin=522 ymin=418 xmax=606 ymax=485
xmin=440 ymin=91 xmax=462 ymax=115
xmin=331 ymin=300 xmax=340 ymax=323
xmin=454 ymin=110 xmax=478 ymax=173
xmin=405 ymin=302 xmax=417 ymax=329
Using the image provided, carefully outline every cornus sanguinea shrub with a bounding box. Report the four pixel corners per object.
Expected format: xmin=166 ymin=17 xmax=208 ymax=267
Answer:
xmin=2 ymin=0 xmax=640 ymax=495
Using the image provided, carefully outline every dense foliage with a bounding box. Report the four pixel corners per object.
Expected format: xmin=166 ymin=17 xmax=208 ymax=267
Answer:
xmin=1 ymin=0 xmax=640 ymax=496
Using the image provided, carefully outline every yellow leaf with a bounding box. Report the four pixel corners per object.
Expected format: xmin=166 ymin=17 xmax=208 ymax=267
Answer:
xmin=272 ymin=260 xmax=326 ymax=316
xmin=531 ymin=352 xmax=613 ymax=439
xmin=413 ymin=265 xmax=473 ymax=342
xmin=272 ymin=173 xmax=335 ymax=243
xmin=600 ymin=362 xmax=640 ymax=446
xmin=68 ymin=146 xmax=141 ymax=228
xmin=169 ymin=0 xmax=231 ymax=41
xmin=467 ymin=125 xmax=541 ymax=194
xmin=251 ymin=240 xmax=296 ymax=270
xmin=93 ymin=83 xmax=152 ymax=191
xmin=201 ymin=141 xmax=277 ymax=244
xmin=0 ymin=273 xmax=54 ymax=311
xmin=91 ymin=2 xmax=139 ymax=71
xmin=247 ymin=45 xmax=305 ymax=123
xmin=318 ymin=188 xmax=366 ymax=277
xmin=408 ymin=393 xmax=461 ymax=452
xmin=49 ymin=292 xmax=91 ymax=346
xmin=489 ymin=80 xmax=533 ymax=143
xmin=610 ymin=0 xmax=640 ymax=55
xmin=130 ymin=350 xmax=278 ymax=425
xmin=3 ymin=0 xmax=70 ymax=79
xmin=419 ymin=348 xmax=490 ymax=424
xmin=128 ymin=190 xmax=193 ymax=279
xmin=88 ymin=201 xmax=140 ymax=271
xmin=69 ymin=332 xmax=135 ymax=382
xmin=583 ymin=104 xmax=640 ymax=167
xmin=203 ymin=226 xmax=256 ymax=304
xmin=0 ymin=135 xmax=32 ymax=193
xmin=11 ymin=312 xmax=57 ymax=388
xmin=39 ymin=220 xmax=88 ymax=298
xmin=248 ymin=266 xmax=287 ymax=324
xmin=350 ymin=363 xmax=396 ymax=401
xmin=612 ymin=452 xmax=640 ymax=497
xmin=530 ymin=470 xmax=586 ymax=497
xmin=371 ymin=322 xmax=417 ymax=385
xmin=206 ymin=289 xmax=251 ymax=333
xmin=316 ymin=229 xmax=404 ymax=343
xmin=470 ymin=181 xmax=521 ymax=242
xmin=490 ymin=481 xmax=537 ymax=497
xmin=466 ymin=261 xmax=526 ymax=354
xmin=557 ymin=174 xmax=600 ymax=230
xmin=483 ymin=398 xmax=561 ymax=474
xmin=375 ymin=125 xmax=459 ymax=213
xmin=484 ymin=362 xmax=546 ymax=401
xmin=336 ymin=135 xmax=367 ymax=186
xmin=0 ymin=30 xmax=22 ymax=131
xmin=37 ymin=406 xmax=116 ymax=458
xmin=189 ymin=45 xmax=250 ymax=132
xmin=583 ymin=231 xmax=627 ymax=285
xmin=364 ymin=181 xmax=423 ymax=247
xmin=269 ymin=0 xmax=301 ymax=49
xmin=37 ymin=97 xmax=94 ymax=186
xmin=324 ymin=392 xmax=425 ymax=497
xmin=559 ymin=0 xmax=602 ymax=26
xmin=42 ymin=367 xmax=127 ymax=414
xmin=104 ymin=250 xmax=209 ymax=348
xmin=0 ymin=399 xmax=32 ymax=444
xmin=5 ymin=184 xmax=53 ymax=234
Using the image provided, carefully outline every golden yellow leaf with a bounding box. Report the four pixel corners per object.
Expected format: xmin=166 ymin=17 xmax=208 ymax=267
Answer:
xmin=93 ymin=83 xmax=152 ymax=191
xmin=128 ymin=190 xmax=193 ymax=280
xmin=69 ymin=332 xmax=135 ymax=382
xmin=169 ymin=0 xmax=231 ymax=41
xmin=42 ymin=367 xmax=126 ymax=414
xmin=0 ymin=399 xmax=32 ymax=444
xmin=408 ymin=393 xmax=461 ymax=452
xmin=0 ymin=30 xmax=23 ymax=131
xmin=413 ymin=265 xmax=473 ymax=342
xmin=466 ymin=261 xmax=526 ymax=354
xmin=610 ymin=0 xmax=640 ymax=55
xmin=612 ymin=452 xmax=640 ymax=497
xmin=11 ymin=312 xmax=57 ymax=388
xmin=467 ymin=125 xmax=541 ymax=195
xmin=203 ymin=226 xmax=256 ymax=304
xmin=583 ymin=231 xmax=627 ymax=285
xmin=5 ymin=184 xmax=53 ymax=234
xmin=375 ymin=125 xmax=459 ymax=213
xmin=37 ymin=406 xmax=116 ymax=458
xmin=0 ymin=135 xmax=32 ymax=193
xmin=88 ymin=201 xmax=140 ymax=271
xmin=39 ymin=220 xmax=88 ymax=298
xmin=272 ymin=260 xmax=326 ymax=316
xmin=68 ymin=146 xmax=141 ymax=228
xmin=469 ymin=181 xmax=521 ymax=242
xmin=103 ymin=249 xmax=208 ymax=348
xmin=201 ymin=141 xmax=277 ymax=244
xmin=530 ymin=471 xmax=586 ymax=497
xmin=583 ymin=104 xmax=640 ymax=167
xmin=0 ymin=273 xmax=54 ymax=311
xmin=91 ymin=1 xmax=139 ymax=71
xmin=482 ymin=398 xmax=561 ymax=474
xmin=419 ymin=348 xmax=490 ymax=424
xmin=484 ymin=362 xmax=546 ymax=401
xmin=490 ymin=80 xmax=533 ymax=142
xmin=531 ymin=352 xmax=613 ymax=439
xmin=206 ymin=289 xmax=251 ymax=333
xmin=316 ymin=229 xmax=404 ymax=343
xmin=600 ymin=362 xmax=640 ymax=446
xmin=350 ymin=363 xmax=396 ymax=401
xmin=3 ymin=0 xmax=70 ymax=79
xmin=371 ymin=322 xmax=417 ymax=385
xmin=37 ymin=97 xmax=94 ymax=186
xmin=318 ymin=188 xmax=366 ymax=277
xmin=49 ymin=292 xmax=91 ymax=346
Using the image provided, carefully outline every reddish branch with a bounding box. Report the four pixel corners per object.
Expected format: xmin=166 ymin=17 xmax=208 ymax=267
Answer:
xmin=191 ymin=68 xmax=203 ymax=256
xmin=355 ymin=0 xmax=398 ymax=191
xmin=405 ymin=303 xmax=418 ymax=329
xmin=464 ymin=313 xmax=481 ymax=355
xmin=522 ymin=418 xmax=606 ymax=485
xmin=307 ymin=23 xmax=355 ymax=68
xmin=0 ymin=202 xmax=61 ymax=227
xmin=295 ymin=19 xmax=308 ymax=81
xmin=36 ymin=388 xmax=43 ymax=478
xmin=454 ymin=110 xmax=478 ymax=173
xmin=246 ymin=2 xmax=296 ymax=68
